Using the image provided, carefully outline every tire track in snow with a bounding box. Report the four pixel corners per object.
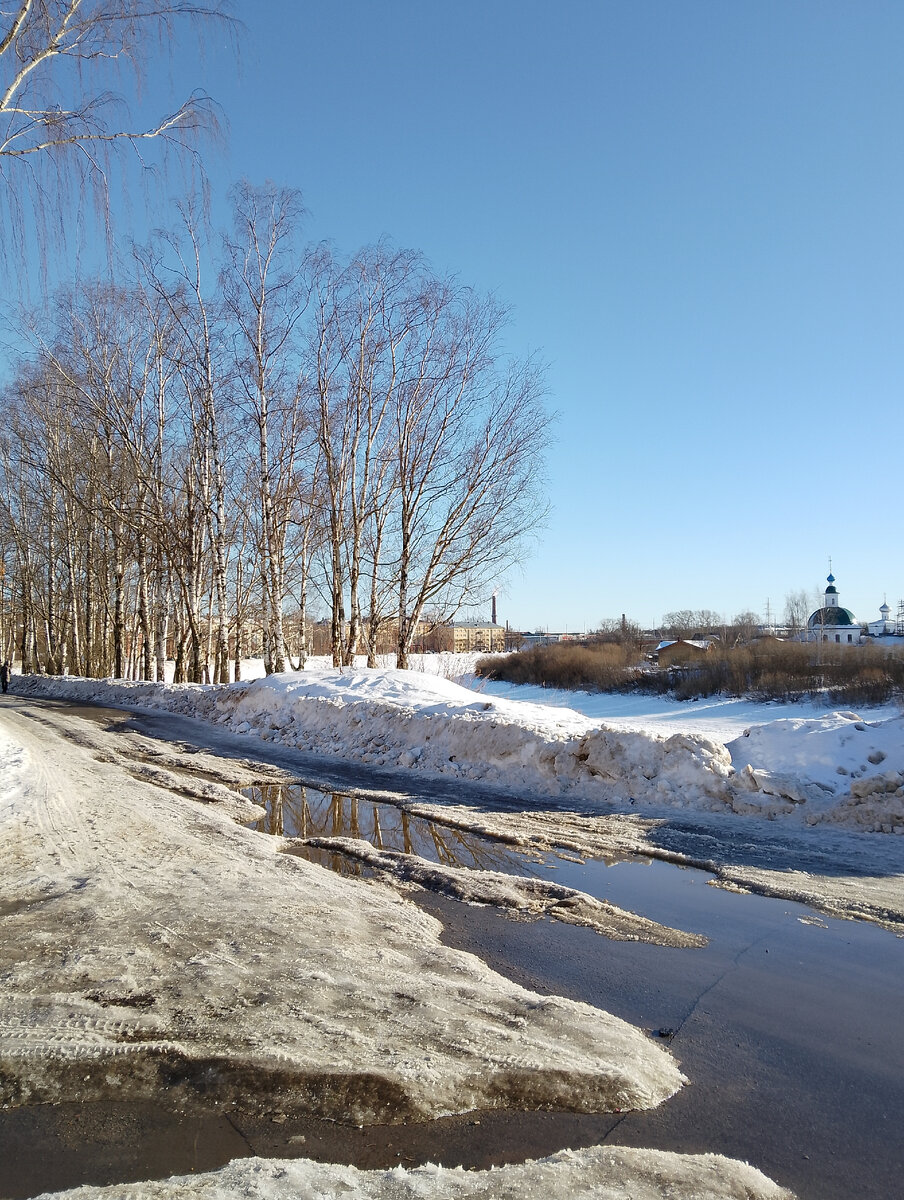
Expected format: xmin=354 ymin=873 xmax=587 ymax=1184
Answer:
xmin=0 ymin=703 xmax=247 ymax=1083
xmin=2 ymin=703 xmax=223 ymax=891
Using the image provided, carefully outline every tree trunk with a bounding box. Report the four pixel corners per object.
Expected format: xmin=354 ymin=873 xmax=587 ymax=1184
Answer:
xmin=62 ymin=496 xmax=83 ymax=676
xmin=136 ymin=514 xmax=153 ymax=681
xmin=20 ymin=573 xmax=36 ymax=673
xmin=155 ymin=573 xmax=169 ymax=683
xmin=396 ymin=505 xmax=412 ymax=670
xmin=112 ymin=523 xmax=125 ymax=679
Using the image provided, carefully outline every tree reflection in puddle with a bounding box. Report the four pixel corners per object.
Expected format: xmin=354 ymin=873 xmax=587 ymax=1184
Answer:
xmin=244 ymin=783 xmax=540 ymax=879
xmin=243 ymin=785 xmax=715 ymax=946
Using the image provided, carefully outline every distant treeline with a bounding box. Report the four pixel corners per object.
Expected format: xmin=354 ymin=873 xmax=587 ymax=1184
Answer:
xmin=475 ymin=640 xmax=904 ymax=706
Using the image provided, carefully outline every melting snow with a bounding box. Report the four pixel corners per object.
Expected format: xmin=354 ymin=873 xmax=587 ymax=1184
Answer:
xmin=13 ymin=666 xmax=904 ymax=831
xmin=0 ymin=709 xmax=683 ymax=1122
xmin=289 ymin=835 xmax=707 ymax=947
xmin=31 ymin=1145 xmax=796 ymax=1200
xmin=5 ymin=662 xmax=897 ymax=1199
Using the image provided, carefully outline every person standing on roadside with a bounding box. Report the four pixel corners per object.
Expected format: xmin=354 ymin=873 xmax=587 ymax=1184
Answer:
xmin=0 ymin=661 xmax=10 ymax=694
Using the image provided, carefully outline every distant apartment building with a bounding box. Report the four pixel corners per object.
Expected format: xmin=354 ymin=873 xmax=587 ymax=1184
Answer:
xmin=425 ymin=619 xmax=506 ymax=653
xmin=519 ymin=632 xmax=581 ymax=649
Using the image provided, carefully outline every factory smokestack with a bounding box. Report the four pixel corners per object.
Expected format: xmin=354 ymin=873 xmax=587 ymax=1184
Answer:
xmin=491 ymin=592 xmax=497 ymax=625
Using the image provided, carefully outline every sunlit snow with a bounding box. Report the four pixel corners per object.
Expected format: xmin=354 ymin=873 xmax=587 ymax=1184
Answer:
xmin=14 ymin=660 xmax=904 ymax=831
xmin=6 ymin=658 xmax=899 ymax=1200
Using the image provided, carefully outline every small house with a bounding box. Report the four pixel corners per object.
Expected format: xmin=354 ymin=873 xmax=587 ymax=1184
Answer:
xmin=656 ymin=639 xmax=714 ymax=668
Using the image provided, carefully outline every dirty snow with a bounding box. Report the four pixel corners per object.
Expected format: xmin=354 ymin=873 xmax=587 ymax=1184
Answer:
xmin=0 ymin=688 xmax=798 ymax=1199
xmin=389 ymin=797 xmax=904 ymax=932
xmin=289 ymin=836 xmax=707 ymax=947
xmin=4 ymin=664 xmax=885 ymax=1199
xmin=32 ymin=1145 xmax=796 ymax=1200
xmin=0 ymin=710 xmax=683 ymax=1121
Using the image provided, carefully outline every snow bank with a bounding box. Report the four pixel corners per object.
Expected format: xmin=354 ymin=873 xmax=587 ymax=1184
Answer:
xmin=12 ymin=669 xmax=739 ymax=812
xmin=727 ymin=711 xmax=904 ymax=831
xmin=14 ymin=668 xmax=904 ymax=831
xmin=31 ymin=1145 xmax=796 ymax=1200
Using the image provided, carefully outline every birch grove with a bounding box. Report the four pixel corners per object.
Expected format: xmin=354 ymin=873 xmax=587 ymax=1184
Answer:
xmin=0 ymin=207 xmax=549 ymax=680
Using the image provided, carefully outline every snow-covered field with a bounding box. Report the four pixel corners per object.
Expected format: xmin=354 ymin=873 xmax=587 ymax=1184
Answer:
xmin=6 ymin=658 xmax=903 ymax=1199
xmin=467 ymin=672 xmax=903 ymax=739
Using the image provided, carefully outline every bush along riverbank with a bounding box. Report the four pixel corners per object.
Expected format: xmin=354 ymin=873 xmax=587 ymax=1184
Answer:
xmin=476 ymin=640 xmax=904 ymax=706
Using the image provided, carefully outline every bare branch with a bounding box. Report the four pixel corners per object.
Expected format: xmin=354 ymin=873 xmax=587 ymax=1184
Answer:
xmin=0 ymin=1 xmax=237 ymax=275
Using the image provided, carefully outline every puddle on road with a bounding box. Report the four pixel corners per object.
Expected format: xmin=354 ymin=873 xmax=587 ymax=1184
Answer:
xmin=244 ymin=782 xmax=544 ymax=878
xmin=243 ymin=783 xmax=709 ymax=948
xmin=243 ymin=782 xmax=706 ymax=912
xmin=242 ymin=781 xmax=904 ymax=961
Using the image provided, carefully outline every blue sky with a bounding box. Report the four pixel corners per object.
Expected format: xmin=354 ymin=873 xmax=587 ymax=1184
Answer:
xmin=12 ymin=1 xmax=904 ymax=631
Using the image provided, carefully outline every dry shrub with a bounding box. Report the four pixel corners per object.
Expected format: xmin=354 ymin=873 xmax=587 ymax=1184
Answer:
xmin=667 ymin=641 xmax=904 ymax=704
xmin=480 ymin=638 xmax=904 ymax=705
xmin=475 ymin=642 xmax=642 ymax=692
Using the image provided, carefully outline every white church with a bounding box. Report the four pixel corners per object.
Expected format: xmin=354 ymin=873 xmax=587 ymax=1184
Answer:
xmin=804 ymin=573 xmax=900 ymax=642
xmin=866 ymin=601 xmax=897 ymax=638
xmin=805 ymin=573 xmax=861 ymax=644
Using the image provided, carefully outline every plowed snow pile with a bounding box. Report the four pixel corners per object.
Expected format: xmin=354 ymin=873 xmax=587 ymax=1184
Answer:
xmin=14 ymin=668 xmax=904 ymax=830
xmin=727 ymin=710 xmax=904 ymax=830
xmin=32 ymin=1146 xmax=796 ymax=1200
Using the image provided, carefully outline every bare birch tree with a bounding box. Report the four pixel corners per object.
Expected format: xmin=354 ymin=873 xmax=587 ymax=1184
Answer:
xmin=309 ymin=246 xmax=353 ymax=666
xmin=138 ymin=206 xmax=235 ymax=682
xmin=0 ymin=391 xmax=47 ymax=671
xmin=0 ymin=217 xmax=552 ymax=678
xmin=783 ymin=589 xmax=812 ymax=636
xmin=39 ymin=284 xmax=153 ymax=677
xmin=308 ymin=244 xmax=414 ymax=665
xmin=221 ymin=180 xmax=309 ymax=674
xmin=391 ymin=283 xmax=549 ymax=668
